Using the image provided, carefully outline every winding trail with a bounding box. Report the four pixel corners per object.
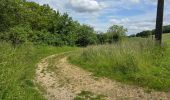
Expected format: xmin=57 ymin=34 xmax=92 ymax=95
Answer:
xmin=36 ymin=53 xmax=170 ymax=100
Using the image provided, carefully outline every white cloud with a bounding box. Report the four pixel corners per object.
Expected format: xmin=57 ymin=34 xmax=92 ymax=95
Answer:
xmin=110 ymin=18 xmax=130 ymax=25
xmin=130 ymin=0 xmax=140 ymax=4
xmin=68 ymin=0 xmax=104 ymax=13
xmin=28 ymin=0 xmax=170 ymax=35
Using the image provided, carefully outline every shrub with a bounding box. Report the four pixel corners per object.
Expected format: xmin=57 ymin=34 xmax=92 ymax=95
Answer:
xmin=76 ymin=25 xmax=97 ymax=47
xmin=106 ymin=25 xmax=127 ymax=43
xmin=3 ymin=26 xmax=31 ymax=46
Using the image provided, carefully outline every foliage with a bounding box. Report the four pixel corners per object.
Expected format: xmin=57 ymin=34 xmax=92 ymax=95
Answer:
xmin=128 ymin=34 xmax=136 ymax=37
xmin=74 ymin=91 xmax=105 ymax=100
xmin=135 ymin=25 xmax=170 ymax=38
xmin=3 ymin=26 xmax=30 ymax=46
xmin=106 ymin=25 xmax=127 ymax=43
xmin=163 ymin=25 xmax=170 ymax=33
xmin=0 ymin=0 xmax=130 ymax=47
xmin=69 ymin=38 xmax=170 ymax=91
xmin=0 ymin=42 xmax=77 ymax=100
xmin=136 ymin=30 xmax=153 ymax=38
xmin=96 ymin=25 xmax=127 ymax=45
xmin=0 ymin=0 xmax=97 ymax=47
xmin=0 ymin=0 xmax=23 ymax=32
xmin=96 ymin=33 xmax=108 ymax=44
xmin=76 ymin=25 xmax=98 ymax=47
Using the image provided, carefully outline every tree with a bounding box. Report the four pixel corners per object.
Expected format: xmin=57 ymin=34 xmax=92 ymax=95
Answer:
xmin=76 ymin=25 xmax=97 ymax=47
xmin=163 ymin=25 xmax=170 ymax=33
xmin=155 ymin=0 xmax=164 ymax=45
xmin=136 ymin=30 xmax=152 ymax=38
xmin=129 ymin=34 xmax=136 ymax=37
xmin=107 ymin=25 xmax=127 ymax=43
xmin=0 ymin=0 xmax=98 ymax=47
xmin=4 ymin=26 xmax=30 ymax=46
xmin=96 ymin=32 xmax=107 ymax=44
xmin=0 ymin=0 xmax=23 ymax=32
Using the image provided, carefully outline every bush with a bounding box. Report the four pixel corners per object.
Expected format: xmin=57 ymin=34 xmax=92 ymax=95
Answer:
xmin=106 ymin=25 xmax=127 ymax=43
xmin=3 ymin=26 xmax=31 ymax=46
xmin=76 ymin=25 xmax=97 ymax=47
xmin=96 ymin=33 xmax=107 ymax=44
xmin=28 ymin=30 xmax=49 ymax=45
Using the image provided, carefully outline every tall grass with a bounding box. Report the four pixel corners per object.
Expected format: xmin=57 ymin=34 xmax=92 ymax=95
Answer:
xmin=69 ymin=39 xmax=170 ymax=91
xmin=0 ymin=42 xmax=77 ymax=100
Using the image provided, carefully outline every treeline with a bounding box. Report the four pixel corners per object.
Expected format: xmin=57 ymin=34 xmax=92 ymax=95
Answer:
xmin=163 ymin=25 xmax=170 ymax=33
xmin=131 ymin=25 xmax=170 ymax=38
xmin=0 ymin=0 xmax=127 ymax=47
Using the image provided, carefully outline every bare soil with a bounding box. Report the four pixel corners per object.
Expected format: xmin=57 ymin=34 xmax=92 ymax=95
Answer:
xmin=36 ymin=53 xmax=170 ymax=100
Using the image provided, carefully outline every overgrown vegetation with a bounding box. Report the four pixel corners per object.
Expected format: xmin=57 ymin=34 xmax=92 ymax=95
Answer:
xmin=74 ymin=91 xmax=105 ymax=100
xmin=1 ymin=0 xmax=170 ymax=99
xmin=0 ymin=0 xmax=97 ymax=47
xmin=0 ymin=42 xmax=77 ymax=100
xmin=0 ymin=0 xmax=129 ymax=99
xmin=69 ymin=37 xmax=170 ymax=91
xmin=0 ymin=0 xmax=127 ymax=47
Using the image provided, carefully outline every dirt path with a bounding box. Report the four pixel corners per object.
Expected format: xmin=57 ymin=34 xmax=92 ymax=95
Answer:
xmin=36 ymin=53 xmax=170 ymax=100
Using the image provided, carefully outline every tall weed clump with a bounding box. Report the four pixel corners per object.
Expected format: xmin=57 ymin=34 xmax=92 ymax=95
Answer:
xmin=0 ymin=42 xmax=44 ymax=100
xmin=0 ymin=42 xmax=77 ymax=100
xmin=69 ymin=39 xmax=170 ymax=90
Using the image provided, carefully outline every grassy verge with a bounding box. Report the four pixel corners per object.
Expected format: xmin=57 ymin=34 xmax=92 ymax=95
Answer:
xmin=0 ymin=42 xmax=77 ymax=100
xmin=69 ymin=38 xmax=170 ymax=91
xmin=74 ymin=91 xmax=105 ymax=100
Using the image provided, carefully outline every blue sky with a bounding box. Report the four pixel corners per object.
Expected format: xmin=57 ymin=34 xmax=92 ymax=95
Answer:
xmin=29 ymin=0 xmax=170 ymax=35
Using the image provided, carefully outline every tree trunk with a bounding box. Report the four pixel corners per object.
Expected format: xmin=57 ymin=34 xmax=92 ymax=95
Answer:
xmin=155 ymin=0 xmax=164 ymax=45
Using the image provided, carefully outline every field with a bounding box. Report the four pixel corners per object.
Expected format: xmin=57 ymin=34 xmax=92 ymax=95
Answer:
xmin=1 ymin=0 xmax=170 ymax=99
xmin=1 ymin=34 xmax=170 ymax=100
xmin=0 ymin=42 xmax=77 ymax=100
xmin=163 ymin=34 xmax=170 ymax=45
xmin=69 ymin=34 xmax=170 ymax=91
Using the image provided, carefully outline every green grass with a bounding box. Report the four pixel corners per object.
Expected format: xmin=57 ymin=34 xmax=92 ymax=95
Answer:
xmin=69 ymin=36 xmax=170 ymax=91
xmin=74 ymin=91 xmax=106 ymax=100
xmin=163 ymin=33 xmax=170 ymax=45
xmin=0 ymin=42 xmax=77 ymax=100
xmin=1 ymin=34 xmax=170 ymax=100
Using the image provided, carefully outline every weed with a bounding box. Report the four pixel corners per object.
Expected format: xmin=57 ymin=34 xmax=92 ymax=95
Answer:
xmin=69 ymin=38 xmax=170 ymax=91
xmin=74 ymin=91 xmax=106 ymax=100
xmin=0 ymin=42 xmax=77 ymax=100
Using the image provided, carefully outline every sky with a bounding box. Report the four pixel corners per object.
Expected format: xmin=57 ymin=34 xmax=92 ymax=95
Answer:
xmin=28 ymin=0 xmax=170 ymax=35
